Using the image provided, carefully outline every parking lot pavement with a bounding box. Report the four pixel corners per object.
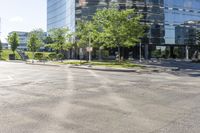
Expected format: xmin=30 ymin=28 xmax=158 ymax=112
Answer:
xmin=0 ymin=61 xmax=200 ymax=133
xmin=141 ymin=59 xmax=200 ymax=77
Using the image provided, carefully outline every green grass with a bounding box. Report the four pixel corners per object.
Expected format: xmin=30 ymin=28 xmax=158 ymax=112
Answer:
xmin=0 ymin=50 xmax=54 ymax=60
xmin=25 ymin=52 xmax=54 ymax=59
xmin=0 ymin=50 xmax=21 ymax=60
xmin=61 ymin=60 xmax=142 ymax=68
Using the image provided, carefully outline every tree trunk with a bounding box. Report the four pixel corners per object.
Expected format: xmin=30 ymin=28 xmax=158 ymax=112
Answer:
xmin=13 ymin=51 xmax=15 ymax=60
xmin=122 ymin=47 xmax=125 ymax=61
xmin=118 ymin=46 xmax=121 ymax=62
xmin=32 ymin=52 xmax=34 ymax=63
xmin=99 ymin=47 xmax=102 ymax=61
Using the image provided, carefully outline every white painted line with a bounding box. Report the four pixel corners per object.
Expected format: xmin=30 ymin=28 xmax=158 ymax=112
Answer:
xmin=0 ymin=75 xmax=14 ymax=81
xmin=7 ymin=75 xmax=14 ymax=80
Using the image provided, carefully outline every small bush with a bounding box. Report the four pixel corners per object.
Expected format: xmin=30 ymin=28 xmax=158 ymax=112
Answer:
xmin=57 ymin=53 xmax=64 ymax=62
xmin=151 ymin=49 xmax=161 ymax=58
xmin=48 ymin=53 xmax=57 ymax=61
xmin=57 ymin=53 xmax=64 ymax=61
xmin=34 ymin=53 xmax=44 ymax=60
xmin=43 ymin=56 xmax=49 ymax=61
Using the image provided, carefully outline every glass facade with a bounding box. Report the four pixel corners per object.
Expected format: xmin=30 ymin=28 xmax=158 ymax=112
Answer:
xmin=75 ymin=0 xmax=110 ymax=21
xmin=48 ymin=0 xmax=200 ymax=54
xmin=75 ymin=0 xmax=164 ymax=44
xmin=47 ymin=0 xmax=75 ymax=32
xmin=175 ymin=21 xmax=200 ymax=45
xmin=164 ymin=0 xmax=200 ymax=45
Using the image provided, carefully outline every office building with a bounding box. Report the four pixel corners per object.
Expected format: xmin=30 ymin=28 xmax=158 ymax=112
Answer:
xmin=9 ymin=31 xmax=29 ymax=50
xmin=47 ymin=0 xmax=75 ymax=32
xmin=175 ymin=21 xmax=200 ymax=45
xmin=47 ymin=0 xmax=200 ymax=59
xmin=2 ymin=43 xmax=9 ymax=49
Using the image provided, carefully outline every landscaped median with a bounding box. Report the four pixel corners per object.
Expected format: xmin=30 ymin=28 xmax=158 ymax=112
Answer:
xmin=61 ymin=60 xmax=141 ymax=68
xmin=55 ymin=60 xmax=145 ymax=72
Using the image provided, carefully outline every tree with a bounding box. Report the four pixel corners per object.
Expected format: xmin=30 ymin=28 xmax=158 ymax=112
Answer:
xmin=8 ymin=32 xmax=20 ymax=54
xmin=44 ymin=36 xmax=54 ymax=45
xmin=93 ymin=8 xmax=145 ymax=61
xmin=48 ymin=27 xmax=73 ymax=54
xmin=27 ymin=29 xmax=45 ymax=61
xmin=0 ymin=40 xmax=2 ymax=59
xmin=76 ymin=20 xmax=98 ymax=48
xmin=27 ymin=33 xmax=42 ymax=61
xmin=29 ymin=29 xmax=45 ymax=43
xmin=76 ymin=20 xmax=99 ymax=61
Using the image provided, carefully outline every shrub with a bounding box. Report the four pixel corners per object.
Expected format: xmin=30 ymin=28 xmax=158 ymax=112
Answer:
xmin=43 ymin=56 xmax=49 ymax=61
xmin=151 ymin=49 xmax=161 ymax=58
xmin=48 ymin=53 xmax=57 ymax=61
xmin=57 ymin=53 xmax=64 ymax=61
xmin=34 ymin=52 xmax=44 ymax=60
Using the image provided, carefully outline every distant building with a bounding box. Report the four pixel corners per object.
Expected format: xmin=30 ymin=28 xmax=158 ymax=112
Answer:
xmin=2 ymin=43 xmax=9 ymax=49
xmin=8 ymin=31 xmax=48 ymax=51
xmin=9 ymin=31 xmax=28 ymax=50
xmin=175 ymin=21 xmax=200 ymax=45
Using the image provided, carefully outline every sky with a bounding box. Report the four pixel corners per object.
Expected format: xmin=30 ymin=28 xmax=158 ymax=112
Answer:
xmin=0 ymin=0 xmax=46 ymax=42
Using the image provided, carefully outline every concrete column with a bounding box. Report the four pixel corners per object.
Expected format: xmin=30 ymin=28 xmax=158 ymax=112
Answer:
xmin=185 ymin=45 xmax=189 ymax=60
xmin=144 ymin=44 xmax=149 ymax=59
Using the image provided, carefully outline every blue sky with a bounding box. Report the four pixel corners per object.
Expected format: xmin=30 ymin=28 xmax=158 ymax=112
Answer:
xmin=0 ymin=0 xmax=46 ymax=42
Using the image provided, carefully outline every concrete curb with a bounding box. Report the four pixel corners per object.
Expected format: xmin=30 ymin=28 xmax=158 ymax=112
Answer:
xmin=134 ymin=61 xmax=180 ymax=71
xmin=141 ymin=65 xmax=180 ymax=71
xmin=69 ymin=65 xmax=139 ymax=72
xmin=26 ymin=62 xmax=61 ymax=67
xmin=69 ymin=65 xmax=181 ymax=73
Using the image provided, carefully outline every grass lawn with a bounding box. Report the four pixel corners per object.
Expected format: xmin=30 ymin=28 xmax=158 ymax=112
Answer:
xmin=0 ymin=50 xmax=21 ymax=60
xmin=60 ymin=60 xmax=142 ymax=69
xmin=25 ymin=52 xmax=53 ymax=59
xmin=0 ymin=50 xmax=53 ymax=60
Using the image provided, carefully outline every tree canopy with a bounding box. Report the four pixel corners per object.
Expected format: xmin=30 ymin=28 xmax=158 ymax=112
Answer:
xmin=93 ymin=8 xmax=144 ymax=51
xmin=76 ymin=8 xmax=145 ymax=61
xmin=76 ymin=20 xmax=100 ymax=48
xmin=47 ymin=27 xmax=73 ymax=53
xmin=8 ymin=32 xmax=20 ymax=54
xmin=29 ymin=29 xmax=45 ymax=43
xmin=27 ymin=33 xmax=42 ymax=53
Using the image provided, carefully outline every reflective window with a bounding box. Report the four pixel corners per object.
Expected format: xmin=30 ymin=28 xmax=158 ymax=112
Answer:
xmin=164 ymin=0 xmax=200 ymax=45
xmin=47 ymin=0 xmax=75 ymax=32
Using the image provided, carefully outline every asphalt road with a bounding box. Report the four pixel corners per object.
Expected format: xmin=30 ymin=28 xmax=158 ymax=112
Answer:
xmin=0 ymin=61 xmax=200 ymax=133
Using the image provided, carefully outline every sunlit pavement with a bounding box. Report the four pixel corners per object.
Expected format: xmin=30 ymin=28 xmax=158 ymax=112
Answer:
xmin=0 ymin=61 xmax=200 ymax=133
